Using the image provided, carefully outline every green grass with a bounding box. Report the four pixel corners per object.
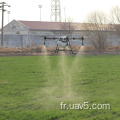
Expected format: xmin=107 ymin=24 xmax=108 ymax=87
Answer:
xmin=0 ymin=55 xmax=120 ymax=120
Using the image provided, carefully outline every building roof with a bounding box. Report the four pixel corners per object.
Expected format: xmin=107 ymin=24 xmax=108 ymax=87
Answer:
xmin=18 ymin=20 xmax=84 ymax=31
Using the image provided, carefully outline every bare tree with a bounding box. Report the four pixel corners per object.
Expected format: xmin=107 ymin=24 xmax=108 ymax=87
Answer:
xmin=82 ymin=11 xmax=109 ymax=51
xmin=109 ymin=6 xmax=120 ymax=37
xmin=61 ymin=17 xmax=77 ymax=36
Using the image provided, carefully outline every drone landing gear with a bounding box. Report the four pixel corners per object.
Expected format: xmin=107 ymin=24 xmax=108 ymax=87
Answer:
xmin=55 ymin=44 xmax=73 ymax=54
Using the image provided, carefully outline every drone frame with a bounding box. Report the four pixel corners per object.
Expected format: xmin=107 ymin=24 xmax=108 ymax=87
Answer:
xmin=44 ymin=36 xmax=84 ymax=54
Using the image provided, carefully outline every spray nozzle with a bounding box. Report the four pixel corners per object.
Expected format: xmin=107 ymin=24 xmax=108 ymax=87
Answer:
xmin=43 ymin=41 xmax=46 ymax=45
xmin=81 ymin=37 xmax=84 ymax=46
xmin=82 ymin=40 xmax=84 ymax=46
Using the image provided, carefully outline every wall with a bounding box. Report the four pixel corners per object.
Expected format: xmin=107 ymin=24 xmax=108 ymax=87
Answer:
xmin=0 ymin=33 xmax=119 ymax=48
xmin=0 ymin=34 xmax=89 ymax=48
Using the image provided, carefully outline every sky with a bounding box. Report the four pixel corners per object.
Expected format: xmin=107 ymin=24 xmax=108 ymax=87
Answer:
xmin=0 ymin=0 xmax=120 ymax=26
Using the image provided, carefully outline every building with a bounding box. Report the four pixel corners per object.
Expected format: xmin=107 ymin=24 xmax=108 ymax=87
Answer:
xmin=3 ymin=20 xmax=86 ymax=35
xmin=0 ymin=20 xmax=119 ymax=48
xmin=1 ymin=20 xmax=87 ymax=47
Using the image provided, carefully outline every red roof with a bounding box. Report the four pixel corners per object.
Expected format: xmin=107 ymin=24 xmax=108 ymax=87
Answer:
xmin=18 ymin=20 xmax=84 ymax=31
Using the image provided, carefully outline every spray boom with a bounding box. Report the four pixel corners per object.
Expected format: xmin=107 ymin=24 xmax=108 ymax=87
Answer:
xmin=43 ymin=36 xmax=84 ymax=54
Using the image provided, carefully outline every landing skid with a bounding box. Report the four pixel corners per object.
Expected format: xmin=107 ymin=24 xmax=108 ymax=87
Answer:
xmin=55 ymin=44 xmax=73 ymax=54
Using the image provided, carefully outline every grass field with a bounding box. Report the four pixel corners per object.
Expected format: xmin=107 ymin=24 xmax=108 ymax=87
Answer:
xmin=0 ymin=55 xmax=120 ymax=120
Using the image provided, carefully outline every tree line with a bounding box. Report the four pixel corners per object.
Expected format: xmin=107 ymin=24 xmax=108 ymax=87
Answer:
xmin=61 ymin=6 xmax=120 ymax=51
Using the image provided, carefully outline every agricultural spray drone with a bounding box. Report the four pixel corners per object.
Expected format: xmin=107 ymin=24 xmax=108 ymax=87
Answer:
xmin=44 ymin=36 xmax=84 ymax=54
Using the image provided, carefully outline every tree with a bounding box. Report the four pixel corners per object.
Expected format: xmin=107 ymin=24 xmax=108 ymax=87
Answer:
xmin=82 ymin=11 xmax=109 ymax=51
xmin=61 ymin=17 xmax=77 ymax=36
xmin=109 ymin=6 xmax=120 ymax=37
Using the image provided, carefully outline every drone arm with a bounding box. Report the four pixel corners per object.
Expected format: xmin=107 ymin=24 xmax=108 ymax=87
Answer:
xmin=44 ymin=37 xmax=59 ymax=40
xmin=69 ymin=37 xmax=84 ymax=46
xmin=69 ymin=37 xmax=84 ymax=40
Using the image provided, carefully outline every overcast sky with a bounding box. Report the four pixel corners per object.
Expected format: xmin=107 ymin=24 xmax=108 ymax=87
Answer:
xmin=0 ymin=0 xmax=120 ymax=26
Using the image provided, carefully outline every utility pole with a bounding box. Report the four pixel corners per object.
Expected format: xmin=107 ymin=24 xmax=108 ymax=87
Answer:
xmin=8 ymin=11 xmax=10 ymax=23
xmin=64 ymin=7 xmax=66 ymax=22
xmin=38 ymin=5 xmax=42 ymax=21
xmin=0 ymin=2 xmax=10 ymax=47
